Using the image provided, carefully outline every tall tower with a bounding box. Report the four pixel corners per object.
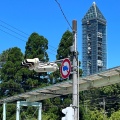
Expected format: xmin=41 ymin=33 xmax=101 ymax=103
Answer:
xmin=82 ymin=2 xmax=107 ymax=76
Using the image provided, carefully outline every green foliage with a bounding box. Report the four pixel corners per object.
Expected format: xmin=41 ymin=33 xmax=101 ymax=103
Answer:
xmin=25 ymin=32 xmax=49 ymax=62
xmin=42 ymin=113 xmax=58 ymax=120
xmin=56 ymin=30 xmax=73 ymax=60
xmin=50 ymin=30 xmax=82 ymax=84
xmin=109 ymin=110 xmax=120 ymax=120
xmin=5 ymin=104 xmax=16 ymax=120
xmin=0 ymin=32 xmax=50 ymax=119
xmin=0 ymin=105 xmax=3 ymax=120
xmin=0 ymin=47 xmax=24 ymax=97
xmin=82 ymin=108 xmax=108 ymax=120
xmin=23 ymin=32 xmax=50 ymax=90
xmin=0 ymin=49 xmax=10 ymax=62
xmin=52 ymin=30 xmax=73 ymax=83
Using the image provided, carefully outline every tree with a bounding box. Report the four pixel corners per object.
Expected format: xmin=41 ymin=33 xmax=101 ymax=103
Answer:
xmin=0 ymin=49 xmax=10 ymax=83
xmin=25 ymin=32 xmax=49 ymax=61
xmin=0 ymin=47 xmax=24 ymax=97
xmin=50 ymin=30 xmax=73 ymax=84
xmin=0 ymin=32 xmax=50 ymax=119
xmin=53 ymin=30 xmax=82 ymax=83
xmin=22 ymin=32 xmax=50 ymax=90
xmin=56 ymin=30 xmax=73 ymax=60
xmin=0 ymin=49 xmax=10 ymax=62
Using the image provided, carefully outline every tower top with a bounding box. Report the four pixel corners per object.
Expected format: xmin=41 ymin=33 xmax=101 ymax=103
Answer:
xmin=93 ymin=2 xmax=96 ymax=5
xmin=82 ymin=2 xmax=106 ymax=22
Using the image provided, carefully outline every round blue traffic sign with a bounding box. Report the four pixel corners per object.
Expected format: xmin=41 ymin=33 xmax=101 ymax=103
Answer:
xmin=60 ymin=58 xmax=71 ymax=79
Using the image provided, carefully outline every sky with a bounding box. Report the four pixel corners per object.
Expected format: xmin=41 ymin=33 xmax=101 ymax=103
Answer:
xmin=0 ymin=0 xmax=120 ymax=69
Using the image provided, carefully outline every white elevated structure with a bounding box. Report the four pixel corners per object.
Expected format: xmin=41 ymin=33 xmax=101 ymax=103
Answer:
xmin=0 ymin=66 xmax=120 ymax=104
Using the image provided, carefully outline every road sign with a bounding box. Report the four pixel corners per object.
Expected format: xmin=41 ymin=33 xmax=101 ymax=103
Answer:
xmin=60 ymin=58 xmax=71 ymax=79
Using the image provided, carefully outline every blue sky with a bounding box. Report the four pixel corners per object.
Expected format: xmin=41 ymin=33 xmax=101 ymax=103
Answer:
xmin=0 ymin=0 xmax=120 ymax=69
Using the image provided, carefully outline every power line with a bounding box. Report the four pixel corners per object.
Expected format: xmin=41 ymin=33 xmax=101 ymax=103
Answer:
xmin=54 ymin=0 xmax=72 ymax=30
xmin=0 ymin=19 xmax=57 ymax=50
xmin=49 ymin=44 xmax=58 ymax=51
xmin=47 ymin=51 xmax=56 ymax=56
xmin=0 ymin=26 xmax=73 ymax=56
xmin=0 ymin=19 xmax=72 ymax=56
xmin=0 ymin=25 xmax=57 ymax=54
xmin=0 ymin=28 xmax=57 ymax=55
xmin=0 ymin=19 xmax=73 ymax=57
xmin=0 ymin=26 xmax=57 ymax=55
xmin=0 ymin=19 xmax=29 ymax=36
xmin=0 ymin=20 xmax=58 ymax=55
xmin=0 ymin=28 xmax=27 ymax=42
xmin=0 ymin=24 xmax=28 ymax=39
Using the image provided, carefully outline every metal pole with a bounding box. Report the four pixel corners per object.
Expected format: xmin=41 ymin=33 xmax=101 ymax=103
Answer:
xmin=38 ymin=103 xmax=42 ymax=120
xmin=72 ymin=20 xmax=78 ymax=120
xmin=3 ymin=102 xmax=6 ymax=120
xmin=16 ymin=101 xmax=20 ymax=120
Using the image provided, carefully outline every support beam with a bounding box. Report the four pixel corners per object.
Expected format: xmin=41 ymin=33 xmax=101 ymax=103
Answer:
xmin=3 ymin=102 xmax=6 ymax=120
xmin=38 ymin=103 xmax=42 ymax=120
xmin=16 ymin=101 xmax=20 ymax=120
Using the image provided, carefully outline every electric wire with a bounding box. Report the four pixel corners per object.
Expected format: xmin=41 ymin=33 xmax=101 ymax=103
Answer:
xmin=0 ymin=19 xmax=73 ymax=57
xmin=48 ymin=44 xmax=58 ymax=51
xmin=0 ymin=19 xmax=29 ymax=36
xmin=0 ymin=20 xmax=58 ymax=55
xmin=0 ymin=0 xmax=75 ymax=56
xmin=0 ymin=24 xmax=28 ymax=39
xmin=54 ymin=0 xmax=72 ymax=30
xmin=0 ymin=24 xmax=57 ymax=51
xmin=0 ymin=28 xmax=26 ymax=42
xmin=0 ymin=27 xmax=57 ymax=55
xmin=47 ymin=51 xmax=56 ymax=56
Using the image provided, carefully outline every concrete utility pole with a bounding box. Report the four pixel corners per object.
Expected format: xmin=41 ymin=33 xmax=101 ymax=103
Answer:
xmin=72 ymin=20 xmax=79 ymax=120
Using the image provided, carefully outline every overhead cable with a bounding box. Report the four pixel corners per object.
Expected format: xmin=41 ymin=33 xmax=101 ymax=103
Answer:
xmin=54 ymin=0 xmax=72 ymax=30
xmin=0 ymin=19 xmax=29 ymax=36
xmin=0 ymin=28 xmax=26 ymax=42
xmin=0 ymin=24 xmax=28 ymax=39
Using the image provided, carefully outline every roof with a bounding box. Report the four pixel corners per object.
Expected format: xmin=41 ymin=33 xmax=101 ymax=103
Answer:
xmin=82 ymin=2 xmax=106 ymax=22
xmin=0 ymin=66 xmax=120 ymax=104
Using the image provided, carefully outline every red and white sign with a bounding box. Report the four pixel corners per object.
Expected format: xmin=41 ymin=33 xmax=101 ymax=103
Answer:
xmin=60 ymin=58 xmax=71 ymax=79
